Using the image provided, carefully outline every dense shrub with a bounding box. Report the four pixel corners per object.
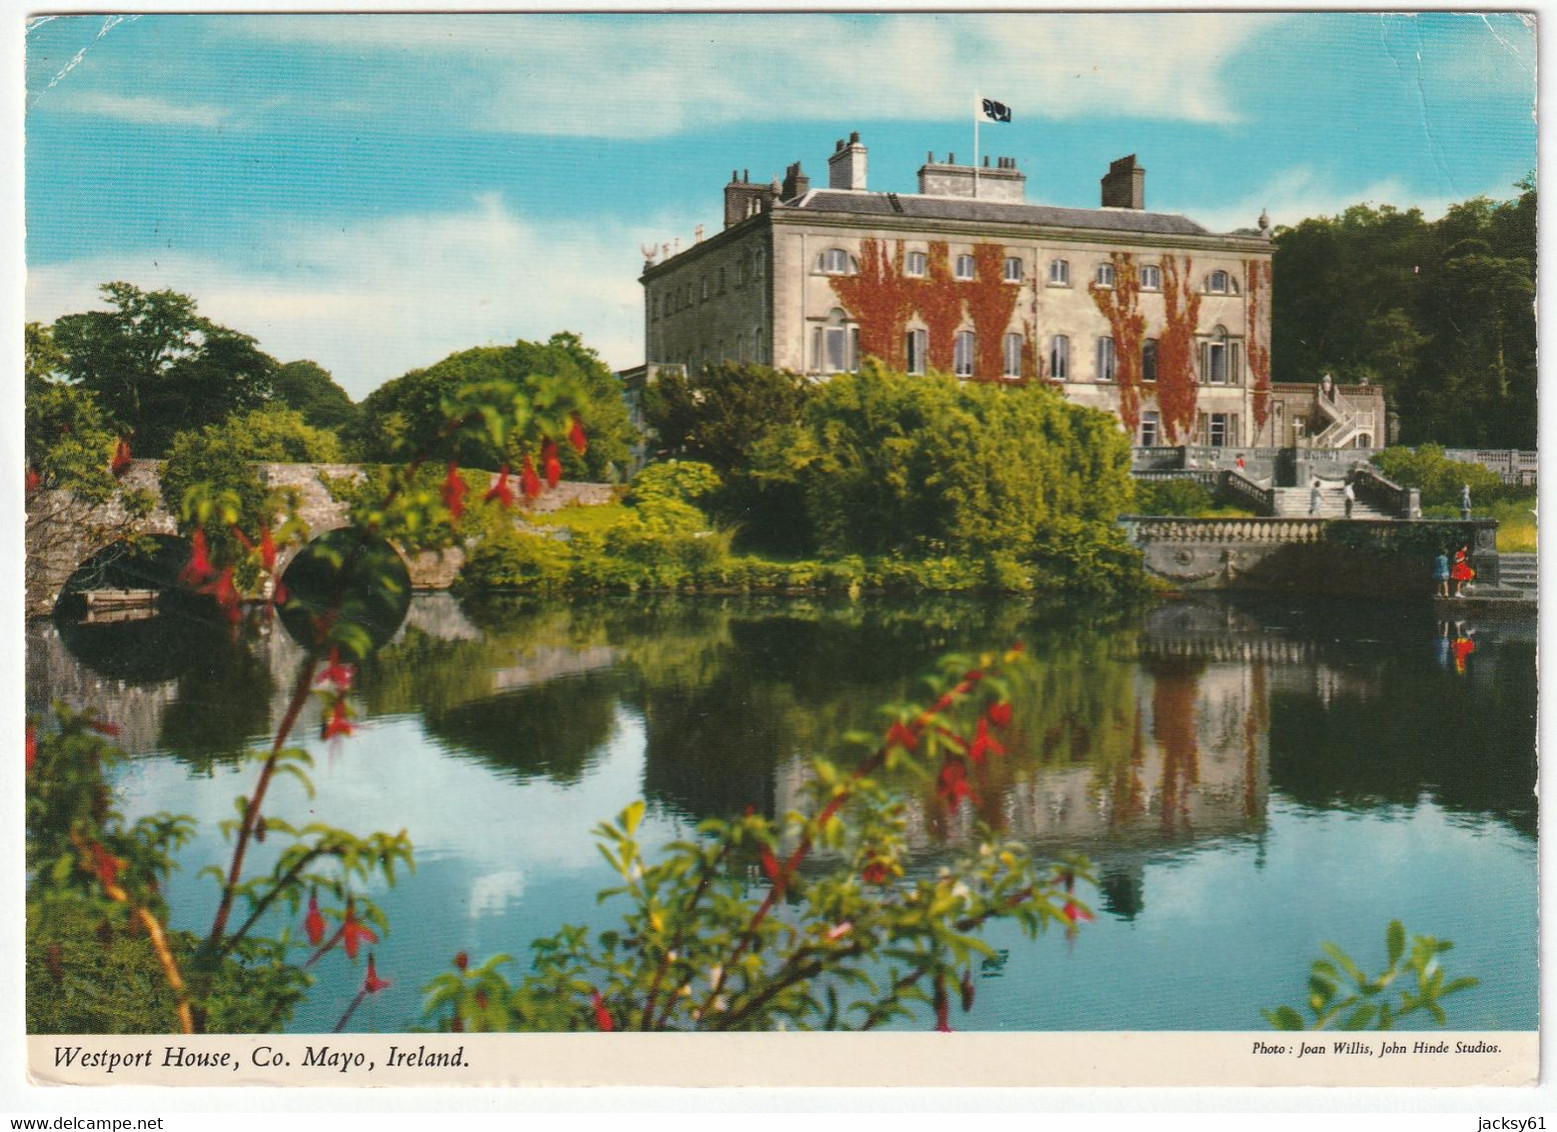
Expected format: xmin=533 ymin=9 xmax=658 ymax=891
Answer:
xmin=1372 ymin=444 xmax=1504 ymax=507
xmin=1131 ymin=477 xmax=1215 ymax=517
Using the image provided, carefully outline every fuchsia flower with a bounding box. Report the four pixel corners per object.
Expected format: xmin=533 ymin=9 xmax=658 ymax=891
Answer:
xmin=542 ymin=439 xmax=562 ymax=489
xmin=25 ymin=467 xmax=40 ymax=493
xmin=862 ymin=861 xmax=890 ymax=886
xmin=25 ymin=725 xmax=36 ymax=773
xmin=201 ymin=565 xmax=241 ymax=622
xmin=443 ymin=462 xmax=467 ymax=520
xmin=590 ymin=989 xmax=614 ymax=1032
xmin=304 ymin=889 xmax=325 ymax=946
xmin=987 ymin=701 xmax=1012 ymax=728
xmin=271 ymin=579 xmax=288 ymax=606
xmin=933 ymin=977 xmax=952 ymax=1033
xmin=968 ymin=717 xmax=1005 ymax=765
xmin=88 ymin=842 xmax=126 ymax=889
xmin=110 ymin=438 xmax=132 ymax=476
xmin=259 ymin=527 xmax=277 ymax=571
xmin=322 ymin=700 xmax=354 ymax=741
xmin=760 ymin=848 xmax=785 ymax=893
xmin=485 ymin=466 xmax=515 ymax=508
xmin=520 ymin=454 xmax=542 ymax=500
xmin=315 ymin=648 xmax=355 ymax=691
xmin=363 ymin=954 xmax=390 ymax=994
xmin=453 ymin=951 xmax=469 ymax=972
xmin=1062 ymin=900 xmax=1093 ymax=925
xmin=937 ymin=759 xmax=971 ymax=811
xmin=568 ymin=413 xmax=588 ymax=455
xmin=178 ymin=530 xmax=214 ymax=587
xmin=885 ymin=720 xmax=918 ymax=753
xmin=341 ymin=900 xmax=377 ymax=960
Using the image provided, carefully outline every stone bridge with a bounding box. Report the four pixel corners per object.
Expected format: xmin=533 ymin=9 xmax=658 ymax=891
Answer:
xmin=25 ymin=459 xmax=616 ymax=617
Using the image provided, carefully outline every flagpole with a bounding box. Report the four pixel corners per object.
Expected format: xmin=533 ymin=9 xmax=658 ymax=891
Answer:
xmin=973 ymin=92 xmax=980 ymax=199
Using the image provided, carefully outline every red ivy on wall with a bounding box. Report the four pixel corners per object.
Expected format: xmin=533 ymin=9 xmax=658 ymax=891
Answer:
xmin=1088 ymin=251 xmax=1148 ymax=432
xmin=1246 ymin=259 xmax=1274 ymax=437
xmin=1157 ymin=255 xmax=1203 ymax=443
xmin=915 ymin=241 xmax=964 ymax=372
xmin=1150 ymin=658 xmax=1203 ymax=837
xmin=966 ymin=243 xmax=1022 ymax=380
xmin=828 ymin=238 xmax=916 ymax=370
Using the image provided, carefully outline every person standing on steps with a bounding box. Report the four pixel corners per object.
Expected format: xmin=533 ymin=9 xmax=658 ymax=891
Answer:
xmin=1344 ymin=479 xmax=1356 ymax=519
xmin=1451 ymin=545 xmax=1476 ymax=597
xmin=1435 ymin=549 xmax=1452 ymax=598
xmin=1309 ymin=478 xmax=1322 ymax=516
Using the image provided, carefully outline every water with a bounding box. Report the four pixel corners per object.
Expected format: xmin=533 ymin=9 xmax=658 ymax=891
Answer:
xmin=27 ymin=592 xmax=1537 ymax=1032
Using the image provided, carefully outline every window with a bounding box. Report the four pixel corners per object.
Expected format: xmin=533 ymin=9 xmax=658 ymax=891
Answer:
xmin=906 ymin=250 xmax=928 ymax=277
xmin=1096 ymin=336 xmax=1117 ymax=382
xmin=1049 ymin=335 xmax=1070 ymax=380
xmin=1207 ymin=269 xmax=1231 ymax=294
xmin=1201 ymin=327 xmax=1241 ymax=385
xmin=1142 ymin=338 xmax=1159 ymax=382
xmin=1049 ymin=259 xmax=1070 ymax=286
xmin=701 ymin=276 xmax=710 ymax=301
xmin=1140 ymin=410 xmax=1161 ymax=447
xmin=955 ymin=254 xmax=976 ymax=280
xmin=754 ymin=249 xmax=765 ymax=278
xmin=906 ymin=328 xmax=928 ymax=375
xmin=1003 ymin=332 xmax=1023 ymax=377
xmin=1140 ymin=264 xmax=1162 ymax=290
xmin=815 ymin=309 xmax=855 ymax=374
xmin=738 ymin=257 xmax=750 ymax=286
xmin=1095 ymin=262 xmax=1116 ymax=288
xmin=651 ymin=295 xmax=660 ymax=321
xmin=1004 ymin=256 xmax=1023 ymax=282
xmin=817 ymin=248 xmax=855 ymax=275
xmin=718 ymin=267 xmax=727 ymax=294
xmin=1208 ymin=412 xmax=1229 ymax=448
xmin=954 ymin=331 xmax=976 ymax=376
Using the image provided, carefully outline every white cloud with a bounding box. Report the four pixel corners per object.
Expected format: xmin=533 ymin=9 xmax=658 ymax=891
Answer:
xmin=218 ymin=12 xmax=1290 ymax=137
xmin=26 ymin=194 xmax=680 ymax=400
xmin=55 ymin=90 xmax=230 ymax=129
xmin=1166 ymin=166 xmax=1518 ymax=236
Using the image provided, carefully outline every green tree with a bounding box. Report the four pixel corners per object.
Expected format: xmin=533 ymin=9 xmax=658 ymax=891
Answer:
xmin=50 ymin=283 xmax=278 ymax=456
xmin=355 ymin=333 xmax=634 ymax=479
xmin=271 ymin=360 xmax=358 ymax=437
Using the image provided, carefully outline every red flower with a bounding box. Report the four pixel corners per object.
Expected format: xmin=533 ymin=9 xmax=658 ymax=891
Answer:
xmin=760 ymin=847 xmax=785 ymax=893
xmin=341 ymin=900 xmax=377 ymax=960
xmin=259 ymin=526 xmax=277 ymax=570
xmin=885 ymin=720 xmax=918 ymax=753
xmin=568 ymin=413 xmax=588 ymax=455
xmin=862 ymin=861 xmax=890 ymax=885
xmin=590 ymin=989 xmax=614 ymax=1032
xmin=485 ymin=466 xmax=515 ymax=509
xmin=25 ymin=725 xmax=36 ymax=773
xmin=202 ymin=565 xmax=240 ymax=618
xmin=315 ymin=647 xmax=355 ymax=690
xmin=453 ymin=951 xmax=469 ymax=972
xmin=304 ymin=889 xmax=325 ymax=946
xmin=933 ymin=977 xmax=951 ymax=1033
xmin=542 ymin=439 xmax=562 ymax=489
xmin=178 ymin=530 xmax=214 ymax=587
xmin=25 ymin=466 xmax=40 ymax=493
xmin=363 ymin=954 xmax=390 ymax=994
xmin=936 ymin=758 xmax=971 ymax=811
xmin=442 ymin=461 xmax=467 ymax=520
xmin=520 ymin=453 xmax=542 ymax=500
xmin=322 ymin=699 xmax=354 ymax=741
xmin=968 ymin=717 xmax=1005 ymax=764
xmin=1062 ymin=900 xmax=1094 ymax=925
xmin=86 ymin=719 xmax=121 ymax=737
xmin=110 ymin=438 xmax=132 ymax=476
xmin=231 ymin=527 xmax=256 ymax=553
xmin=987 ymin=701 xmax=1012 ymax=728
xmin=88 ymin=843 xmax=126 ymax=889
xmin=272 ymin=579 xmax=288 ymax=606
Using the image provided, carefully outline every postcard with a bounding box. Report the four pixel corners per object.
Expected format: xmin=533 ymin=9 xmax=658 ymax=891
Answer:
xmin=17 ymin=10 xmax=1539 ymax=1091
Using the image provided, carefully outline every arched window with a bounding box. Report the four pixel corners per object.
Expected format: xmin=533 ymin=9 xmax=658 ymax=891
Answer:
xmin=1095 ymin=262 xmax=1116 ymax=288
xmin=1004 ymin=257 xmax=1024 ymax=282
xmin=1003 ymin=333 xmax=1024 ymax=377
xmin=1049 ymin=335 xmax=1070 ymax=380
xmin=1096 ymin=337 xmax=1117 ymax=382
xmin=1140 ymin=264 xmax=1162 ymax=290
xmin=905 ymin=327 xmax=928 ymax=375
xmin=954 ymin=254 xmax=976 ymax=280
xmin=954 ymin=331 xmax=976 ymax=376
xmin=906 ymin=250 xmax=928 ymax=277
xmin=814 ymin=308 xmax=856 ymax=374
xmin=1201 ymin=325 xmax=1242 ymax=384
xmin=1207 ymin=269 xmax=1232 ymax=294
xmin=817 ymin=248 xmax=856 ymax=275
xmin=1142 ymin=338 xmax=1159 ymax=382
xmin=1048 ymin=259 xmax=1070 ymax=286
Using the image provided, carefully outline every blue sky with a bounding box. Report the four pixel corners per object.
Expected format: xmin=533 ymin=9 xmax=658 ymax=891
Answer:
xmin=23 ymin=11 xmax=1537 ymax=400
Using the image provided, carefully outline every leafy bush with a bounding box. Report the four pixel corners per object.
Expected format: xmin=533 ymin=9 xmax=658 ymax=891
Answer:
xmin=1131 ymin=477 xmax=1215 ymax=517
xmin=1373 ymin=444 xmax=1504 ymax=507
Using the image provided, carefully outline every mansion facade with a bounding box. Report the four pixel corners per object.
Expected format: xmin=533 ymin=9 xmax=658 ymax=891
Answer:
xmin=638 ymin=133 xmax=1323 ymax=449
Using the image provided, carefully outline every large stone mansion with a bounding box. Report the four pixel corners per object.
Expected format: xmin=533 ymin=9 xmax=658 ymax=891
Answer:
xmin=636 ymin=132 xmax=1382 ymax=451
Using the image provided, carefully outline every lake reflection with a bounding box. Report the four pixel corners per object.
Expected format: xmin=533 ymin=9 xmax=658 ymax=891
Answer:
xmin=27 ymin=593 xmax=1537 ymax=1032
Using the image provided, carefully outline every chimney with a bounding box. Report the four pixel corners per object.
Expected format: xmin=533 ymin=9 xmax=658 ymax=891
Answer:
xmin=1101 ymin=154 xmax=1146 ymax=210
xmin=916 ymin=152 xmax=1026 ymax=203
xmin=828 ymin=130 xmax=868 ymax=191
xmin=724 ymin=169 xmax=779 ymax=230
xmin=781 ymin=161 xmax=811 ymax=201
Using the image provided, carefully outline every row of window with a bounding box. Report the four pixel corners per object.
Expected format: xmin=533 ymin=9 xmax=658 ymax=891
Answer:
xmin=1049 ymin=335 xmax=1243 ymax=384
xmin=811 ymin=247 xmax=1241 ymax=295
xmin=677 ymin=326 xmax=770 ymax=371
xmin=1137 ymin=411 xmax=1241 ymax=448
xmin=652 ymin=249 xmax=767 ymax=321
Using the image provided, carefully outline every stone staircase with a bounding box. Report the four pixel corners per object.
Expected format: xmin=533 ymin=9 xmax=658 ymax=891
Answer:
xmin=1269 ymin=485 xmax=1393 ymax=520
xmin=1496 ymin=553 xmax=1537 ymax=595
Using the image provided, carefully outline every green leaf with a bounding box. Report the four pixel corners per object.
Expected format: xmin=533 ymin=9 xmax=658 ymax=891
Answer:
xmin=1340 ymin=1004 xmax=1377 ymax=1030
xmin=1386 ymin=920 xmax=1405 ymax=967
xmin=1265 ymin=1007 xmax=1305 ymax=1031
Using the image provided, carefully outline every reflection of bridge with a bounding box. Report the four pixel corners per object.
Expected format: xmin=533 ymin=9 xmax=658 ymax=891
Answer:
xmin=25 ymin=460 xmax=614 ymax=616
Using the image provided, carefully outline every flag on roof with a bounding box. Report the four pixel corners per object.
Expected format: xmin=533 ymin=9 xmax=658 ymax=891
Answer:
xmin=979 ymin=98 xmax=1012 ymax=123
